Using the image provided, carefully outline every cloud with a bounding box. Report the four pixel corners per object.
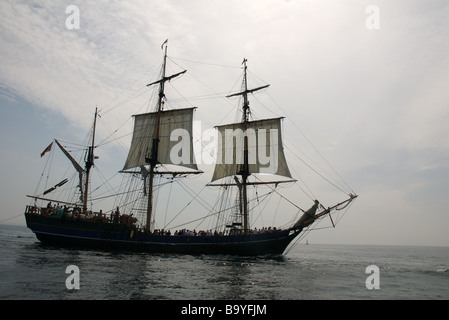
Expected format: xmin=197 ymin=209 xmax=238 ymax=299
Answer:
xmin=0 ymin=1 xmax=167 ymax=130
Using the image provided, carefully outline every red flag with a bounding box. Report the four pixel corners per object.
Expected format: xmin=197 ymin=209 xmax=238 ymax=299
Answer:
xmin=40 ymin=142 xmax=53 ymax=157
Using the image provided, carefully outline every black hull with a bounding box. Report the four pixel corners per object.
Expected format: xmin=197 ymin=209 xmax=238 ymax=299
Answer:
xmin=25 ymin=213 xmax=301 ymax=256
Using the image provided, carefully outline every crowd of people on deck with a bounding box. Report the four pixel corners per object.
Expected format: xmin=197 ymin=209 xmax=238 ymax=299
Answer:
xmin=169 ymin=227 xmax=279 ymax=237
xmin=34 ymin=202 xmax=280 ymax=235
xmin=40 ymin=203 xmax=134 ymax=224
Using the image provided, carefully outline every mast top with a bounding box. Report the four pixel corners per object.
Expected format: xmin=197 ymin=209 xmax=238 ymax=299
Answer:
xmin=225 ymin=59 xmax=270 ymax=123
xmin=146 ymin=40 xmax=186 ymax=99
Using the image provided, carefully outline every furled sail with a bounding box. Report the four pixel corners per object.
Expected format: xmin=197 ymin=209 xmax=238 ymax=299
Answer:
xmin=292 ymin=200 xmax=320 ymax=229
xmin=123 ymin=108 xmax=198 ymax=171
xmin=211 ymin=117 xmax=291 ymax=182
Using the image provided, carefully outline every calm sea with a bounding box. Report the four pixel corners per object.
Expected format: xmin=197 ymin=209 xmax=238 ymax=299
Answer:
xmin=0 ymin=223 xmax=448 ymax=303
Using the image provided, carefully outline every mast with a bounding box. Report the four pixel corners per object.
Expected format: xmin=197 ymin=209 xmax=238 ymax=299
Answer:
xmin=221 ymin=59 xmax=272 ymax=234
xmin=146 ymin=43 xmax=167 ymax=232
xmin=83 ymin=107 xmax=98 ymax=214
xmin=241 ymin=59 xmax=250 ymax=234
xmin=145 ymin=40 xmax=187 ymax=232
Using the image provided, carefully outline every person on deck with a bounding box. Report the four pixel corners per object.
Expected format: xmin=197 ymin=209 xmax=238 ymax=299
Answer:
xmin=114 ymin=207 xmax=120 ymax=223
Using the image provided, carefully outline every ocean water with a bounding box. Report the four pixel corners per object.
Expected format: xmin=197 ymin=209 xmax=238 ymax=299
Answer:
xmin=0 ymin=223 xmax=448 ymax=301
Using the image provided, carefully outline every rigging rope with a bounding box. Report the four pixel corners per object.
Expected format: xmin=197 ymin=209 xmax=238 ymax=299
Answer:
xmin=0 ymin=214 xmax=25 ymax=223
xmin=285 ymin=144 xmax=350 ymax=194
xmin=163 ymin=183 xmax=209 ymax=230
xmin=259 ymin=87 xmax=356 ymax=195
xmin=163 ymin=179 xmax=174 ymax=228
xmin=253 ymin=176 xmax=304 ymax=212
xmin=169 ymin=56 xmax=241 ymax=69
xmin=272 ymin=194 xmax=282 ymax=226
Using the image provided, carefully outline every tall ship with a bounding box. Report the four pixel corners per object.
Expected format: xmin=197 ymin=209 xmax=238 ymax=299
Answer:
xmin=25 ymin=41 xmax=357 ymax=256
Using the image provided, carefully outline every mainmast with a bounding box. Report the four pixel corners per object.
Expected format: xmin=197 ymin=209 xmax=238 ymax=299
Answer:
xmin=145 ymin=40 xmax=187 ymax=232
xmin=145 ymin=44 xmax=167 ymax=232
xmin=83 ymin=107 xmax=98 ymax=214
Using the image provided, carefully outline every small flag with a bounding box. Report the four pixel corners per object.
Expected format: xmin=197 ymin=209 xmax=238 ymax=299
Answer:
xmin=40 ymin=142 xmax=53 ymax=157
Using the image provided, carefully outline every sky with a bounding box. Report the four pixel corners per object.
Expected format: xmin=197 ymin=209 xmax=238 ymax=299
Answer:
xmin=0 ymin=0 xmax=448 ymax=247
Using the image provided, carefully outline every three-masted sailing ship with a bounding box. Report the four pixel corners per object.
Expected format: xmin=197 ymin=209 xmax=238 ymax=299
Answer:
xmin=24 ymin=42 xmax=357 ymax=256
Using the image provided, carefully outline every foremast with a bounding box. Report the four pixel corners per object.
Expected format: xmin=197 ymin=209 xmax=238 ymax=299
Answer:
xmin=224 ymin=59 xmax=272 ymax=234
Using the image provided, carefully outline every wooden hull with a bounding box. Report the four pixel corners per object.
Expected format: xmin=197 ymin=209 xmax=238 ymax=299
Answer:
xmin=25 ymin=212 xmax=300 ymax=256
